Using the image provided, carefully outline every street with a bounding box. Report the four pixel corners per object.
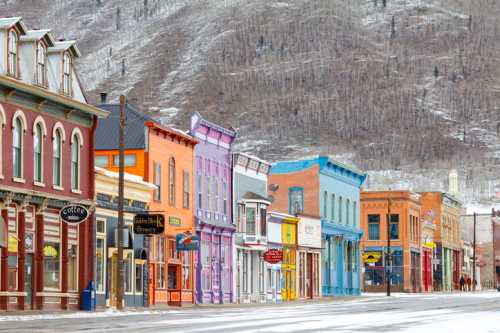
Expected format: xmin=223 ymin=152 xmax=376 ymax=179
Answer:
xmin=0 ymin=292 xmax=499 ymax=333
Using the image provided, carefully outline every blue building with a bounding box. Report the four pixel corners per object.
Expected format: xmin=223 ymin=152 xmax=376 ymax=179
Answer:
xmin=268 ymin=156 xmax=366 ymax=296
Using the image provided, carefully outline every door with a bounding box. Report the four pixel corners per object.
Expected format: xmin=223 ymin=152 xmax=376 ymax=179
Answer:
xmin=110 ymin=253 xmax=117 ymax=307
xmin=285 ymin=271 xmax=291 ymax=301
xmin=148 ymin=263 xmax=155 ymax=305
xmin=24 ymin=254 xmax=33 ymax=309
xmin=306 ymin=253 xmax=313 ymax=299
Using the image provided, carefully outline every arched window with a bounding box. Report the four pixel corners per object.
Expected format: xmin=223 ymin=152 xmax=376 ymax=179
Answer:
xmin=0 ymin=105 xmax=5 ymax=177
xmin=169 ymin=157 xmax=175 ymax=206
xmin=346 ymin=199 xmax=350 ymax=225
xmin=71 ymin=133 xmax=81 ymax=191
xmin=8 ymin=30 xmax=18 ymax=77
xmin=331 ymin=194 xmax=335 ymax=222
xmin=53 ymin=129 xmax=62 ymax=187
xmin=323 ymin=191 xmax=328 ymax=219
xmin=37 ymin=42 xmax=47 ymax=86
xmin=62 ymin=52 xmax=72 ymax=95
xmin=12 ymin=117 xmax=23 ymax=179
xmin=34 ymin=123 xmax=43 ymax=183
xmin=338 ymin=196 xmax=343 ymax=224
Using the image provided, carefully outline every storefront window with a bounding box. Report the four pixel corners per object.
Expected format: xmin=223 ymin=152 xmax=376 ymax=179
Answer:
xmin=96 ymin=237 xmax=105 ymax=292
xmin=68 ymin=244 xmax=78 ymax=291
xmin=156 ymin=263 xmax=165 ymax=289
xmin=135 ymin=262 xmax=143 ymax=293
xmin=182 ymin=253 xmax=191 ymax=289
xmin=8 ymin=254 xmax=17 ymax=290
xmin=202 ymin=240 xmax=210 ymax=265
xmin=168 ymin=265 xmax=178 ymax=289
xmin=124 ymin=252 xmax=133 ymax=293
xmin=44 ymin=241 xmax=60 ymax=290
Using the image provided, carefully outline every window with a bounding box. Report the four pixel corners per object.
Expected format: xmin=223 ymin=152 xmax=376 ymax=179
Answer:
xmin=53 ymin=129 xmax=62 ymax=187
xmin=113 ymin=154 xmax=136 ymax=167
xmin=331 ymin=194 xmax=335 ymax=222
xmin=214 ymin=178 xmax=219 ymax=212
xmin=135 ymin=262 xmax=144 ymax=293
xmin=259 ymin=260 xmax=265 ymax=293
xmin=8 ymin=255 xmax=17 ymax=291
xmin=182 ymin=252 xmax=191 ymax=289
xmin=246 ymin=207 xmax=256 ymax=235
xmin=353 ymin=201 xmax=357 ymax=227
xmin=68 ymin=244 xmax=78 ymax=291
xmin=260 ymin=207 xmax=267 ymax=236
xmin=95 ymin=237 xmax=105 ymax=292
xmin=183 ymin=171 xmax=189 ymax=208
xmin=368 ymin=214 xmax=380 ymax=240
xmin=156 ymin=263 xmax=165 ymax=289
xmin=71 ymin=134 xmax=80 ymax=191
xmin=12 ymin=117 xmax=23 ymax=179
xmin=390 ymin=214 xmax=400 ymax=240
xmin=168 ymin=239 xmax=178 ymax=259
xmin=289 ymin=188 xmax=303 ymax=215
xmin=242 ymin=252 xmax=248 ymax=293
xmin=223 ymin=182 xmax=228 ymax=215
xmin=63 ymin=52 xmax=72 ymax=95
xmin=169 ymin=158 xmax=175 ymax=206
xmin=154 ymin=162 xmax=161 ymax=201
xmin=338 ymin=196 xmax=343 ymax=224
xmin=44 ymin=241 xmax=60 ymax=289
xmin=37 ymin=42 xmax=47 ymax=86
xmin=206 ymin=176 xmax=211 ymax=211
xmin=95 ymin=155 xmax=109 ymax=168
xmin=346 ymin=199 xmax=350 ymax=225
xmin=8 ymin=29 xmax=18 ymax=77
xmin=323 ymin=191 xmax=328 ymax=219
xmin=197 ymin=173 xmax=202 ymax=210
xmin=124 ymin=252 xmax=133 ymax=293
xmin=34 ymin=123 xmax=43 ymax=183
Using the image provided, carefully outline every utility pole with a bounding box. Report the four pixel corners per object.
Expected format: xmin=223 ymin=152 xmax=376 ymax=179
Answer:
xmin=472 ymin=212 xmax=476 ymax=292
xmin=116 ymin=94 xmax=126 ymax=309
xmin=386 ymin=192 xmax=392 ymax=296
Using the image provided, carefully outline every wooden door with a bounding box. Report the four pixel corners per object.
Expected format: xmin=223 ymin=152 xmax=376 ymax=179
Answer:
xmin=307 ymin=253 xmax=313 ymax=299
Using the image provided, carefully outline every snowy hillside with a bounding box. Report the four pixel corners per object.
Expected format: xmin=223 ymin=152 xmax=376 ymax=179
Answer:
xmin=3 ymin=0 xmax=500 ymax=204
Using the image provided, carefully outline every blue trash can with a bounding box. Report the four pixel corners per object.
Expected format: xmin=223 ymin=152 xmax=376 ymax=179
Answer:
xmin=81 ymin=281 xmax=96 ymax=311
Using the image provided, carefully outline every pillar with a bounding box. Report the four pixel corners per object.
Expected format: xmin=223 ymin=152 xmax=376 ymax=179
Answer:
xmin=17 ymin=208 xmax=26 ymax=310
xmin=34 ymin=212 xmax=44 ymax=310
xmin=0 ymin=208 xmax=9 ymax=310
xmin=61 ymin=222 xmax=68 ymax=309
xmin=78 ymin=219 xmax=87 ymax=307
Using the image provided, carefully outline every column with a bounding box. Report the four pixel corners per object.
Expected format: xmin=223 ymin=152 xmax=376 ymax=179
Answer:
xmin=34 ymin=211 xmax=44 ymax=310
xmin=17 ymin=208 xmax=26 ymax=310
xmin=0 ymin=208 xmax=9 ymax=310
xmin=61 ymin=222 xmax=68 ymax=309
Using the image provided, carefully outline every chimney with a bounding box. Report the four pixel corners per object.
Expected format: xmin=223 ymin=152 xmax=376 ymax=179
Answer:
xmin=100 ymin=92 xmax=108 ymax=104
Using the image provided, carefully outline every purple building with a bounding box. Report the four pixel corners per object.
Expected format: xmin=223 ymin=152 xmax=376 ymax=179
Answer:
xmin=190 ymin=112 xmax=236 ymax=304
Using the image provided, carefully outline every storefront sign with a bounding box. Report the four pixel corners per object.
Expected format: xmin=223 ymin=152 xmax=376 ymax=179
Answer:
xmin=43 ymin=245 xmax=58 ymax=258
xmin=8 ymin=235 xmax=18 ymax=253
xmin=60 ymin=205 xmax=89 ymax=224
xmin=263 ymin=249 xmax=283 ymax=264
xmin=176 ymin=232 xmax=200 ymax=251
xmin=423 ymin=241 xmax=436 ymax=249
xmin=169 ymin=216 xmax=181 ymax=226
xmin=133 ymin=214 xmax=165 ymax=235
xmin=362 ymin=252 xmax=382 ymax=264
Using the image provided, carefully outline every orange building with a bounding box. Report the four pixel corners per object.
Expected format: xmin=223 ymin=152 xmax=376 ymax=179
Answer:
xmin=360 ymin=191 xmax=422 ymax=293
xmin=95 ymin=101 xmax=198 ymax=306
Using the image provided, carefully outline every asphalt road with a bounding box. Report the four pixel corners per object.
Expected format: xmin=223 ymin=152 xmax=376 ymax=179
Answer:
xmin=1 ymin=292 xmax=499 ymax=333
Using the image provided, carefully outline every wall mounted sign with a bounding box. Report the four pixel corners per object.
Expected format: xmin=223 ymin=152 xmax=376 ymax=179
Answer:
xmin=169 ymin=217 xmax=181 ymax=226
xmin=133 ymin=214 xmax=165 ymax=235
xmin=43 ymin=245 xmax=58 ymax=258
xmin=8 ymin=235 xmax=18 ymax=253
xmin=60 ymin=205 xmax=89 ymax=224
xmin=263 ymin=249 xmax=283 ymax=264
xmin=176 ymin=232 xmax=200 ymax=251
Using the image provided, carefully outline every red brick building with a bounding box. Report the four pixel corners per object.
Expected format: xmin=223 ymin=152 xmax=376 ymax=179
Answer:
xmin=0 ymin=17 xmax=108 ymax=311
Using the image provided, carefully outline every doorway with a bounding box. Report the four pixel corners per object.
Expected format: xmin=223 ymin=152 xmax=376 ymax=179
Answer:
xmin=24 ymin=254 xmax=33 ymax=309
xmin=306 ymin=253 xmax=313 ymax=299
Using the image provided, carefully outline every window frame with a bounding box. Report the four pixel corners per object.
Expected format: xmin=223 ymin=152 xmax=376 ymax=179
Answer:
xmin=169 ymin=157 xmax=175 ymax=206
xmin=154 ymin=162 xmax=161 ymax=202
xmin=289 ymin=187 xmax=304 ymax=215
xmin=368 ymin=214 xmax=380 ymax=240
xmin=52 ymin=129 xmax=63 ymax=188
xmin=33 ymin=118 xmax=47 ymax=185
xmin=12 ymin=114 xmax=25 ymax=181
xmin=36 ymin=41 xmax=47 ymax=87
xmin=70 ymin=132 xmax=82 ymax=192
xmin=95 ymin=218 xmax=106 ymax=293
xmin=62 ymin=51 xmax=73 ymax=96
xmin=183 ymin=170 xmax=190 ymax=209
xmin=8 ymin=29 xmax=19 ymax=78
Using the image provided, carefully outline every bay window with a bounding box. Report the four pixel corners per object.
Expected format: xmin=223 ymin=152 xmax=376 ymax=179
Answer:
xmin=246 ymin=207 xmax=256 ymax=235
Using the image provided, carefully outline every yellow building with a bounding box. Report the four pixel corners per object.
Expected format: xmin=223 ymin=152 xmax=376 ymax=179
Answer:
xmin=281 ymin=215 xmax=299 ymax=301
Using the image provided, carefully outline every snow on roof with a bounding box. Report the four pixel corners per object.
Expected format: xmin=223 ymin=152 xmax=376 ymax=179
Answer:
xmin=48 ymin=40 xmax=81 ymax=57
xmin=0 ymin=17 xmax=25 ymax=31
xmin=20 ymin=29 xmax=55 ymax=46
xmin=95 ymin=167 xmax=157 ymax=189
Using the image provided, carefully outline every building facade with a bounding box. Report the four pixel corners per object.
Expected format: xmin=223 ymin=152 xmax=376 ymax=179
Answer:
xmin=94 ymin=167 xmax=155 ymax=308
xmin=360 ymin=191 xmax=422 ymax=293
xmin=266 ymin=212 xmax=282 ymax=303
xmin=95 ymin=104 xmax=198 ymax=306
xmin=421 ymin=208 xmax=436 ymax=292
xmin=296 ymin=214 xmax=321 ymax=299
xmin=420 ymin=192 xmax=463 ymax=292
xmin=269 ymin=156 xmax=366 ymax=296
xmin=0 ymin=17 xmax=108 ymax=311
xmin=190 ymin=113 xmax=236 ymax=304
xmin=233 ymin=153 xmax=271 ymax=303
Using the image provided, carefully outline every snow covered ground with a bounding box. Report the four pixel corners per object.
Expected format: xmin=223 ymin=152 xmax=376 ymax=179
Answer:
xmin=0 ymin=291 xmax=498 ymax=332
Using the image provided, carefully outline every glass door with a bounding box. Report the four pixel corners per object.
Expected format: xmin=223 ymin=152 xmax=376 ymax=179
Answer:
xmin=24 ymin=254 xmax=33 ymax=309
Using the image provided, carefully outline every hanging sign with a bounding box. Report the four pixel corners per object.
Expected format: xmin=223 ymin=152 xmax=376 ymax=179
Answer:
xmin=176 ymin=232 xmax=200 ymax=251
xmin=133 ymin=214 xmax=165 ymax=235
xmin=263 ymin=249 xmax=283 ymax=264
xmin=362 ymin=252 xmax=382 ymax=264
xmin=60 ymin=205 xmax=89 ymax=224
xmin=43 ymin=245 xmax=58 ymax=258
xmin=8 ymin=235 xmax=18 ymax=253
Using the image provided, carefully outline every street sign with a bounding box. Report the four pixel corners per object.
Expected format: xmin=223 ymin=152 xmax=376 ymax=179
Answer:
xmin=60 ymin=205 xmax=89 ymax=224
xmin=176 ymin=232 xmax=200 ymax=251
xmin=133 ymin=214 xmax=165 ymax=235
xmin=263 ymin=249 xmax=283 ymax=264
